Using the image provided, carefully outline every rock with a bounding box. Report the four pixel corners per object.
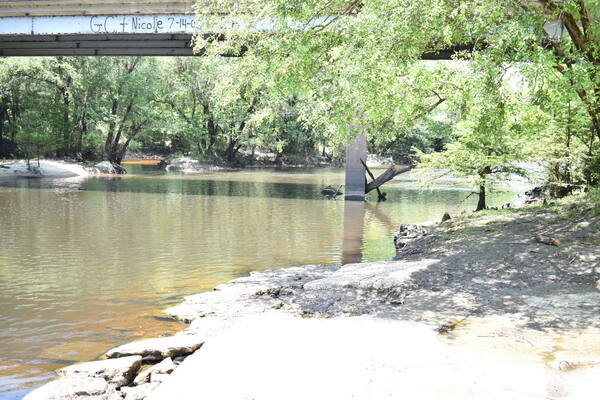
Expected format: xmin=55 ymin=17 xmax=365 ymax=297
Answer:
xmin=90 ymin=161 xmax=127 ymax=175
xmin=321 ymin=185 xmax=343 ymax=198
xmin=441 ymin=212 xmax=452 ymax=222
xmin=121 ymin=382 xmax=161 ymax=400
xmin=133 ymin=358 xmax=176 ymax=386
xmin=58 ymin=355 xmax=142 ymax=386
xmin=303 ymin=259 xmax=435 ymax=291
xmin=165 ymin=266 xmax=330 ymax=323
xmin=105 ymin=335 xmax=204 ymax=361
xmin=172 ymin=356 xmax=187 ymax=364
xmin=23 ymin=376 xmax=119 ymax=400
xmin=525 ymin=186 xmax=544 ymax=199
xmin=393 ymin=224 xmax=427 ymax=251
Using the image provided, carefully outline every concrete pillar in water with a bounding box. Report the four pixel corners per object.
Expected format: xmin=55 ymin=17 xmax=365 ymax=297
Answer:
xmin=344 ymin=133 xmax=367 ymax=201
xmin=341 ymin=200 xmax=366 ymax=265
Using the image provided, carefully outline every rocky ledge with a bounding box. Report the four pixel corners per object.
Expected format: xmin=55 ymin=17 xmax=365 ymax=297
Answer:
xmin=25 ymin=200 xmax=600 ymax=399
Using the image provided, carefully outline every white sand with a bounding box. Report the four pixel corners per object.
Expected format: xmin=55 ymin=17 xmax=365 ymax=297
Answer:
xmin=0 ymin=160 xmax=89 ymax=179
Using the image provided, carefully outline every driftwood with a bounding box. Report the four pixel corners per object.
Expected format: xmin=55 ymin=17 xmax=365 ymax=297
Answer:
xmin=365 ymin=164 xmax=415 ymax=194
xmin=360 ymin=159 xmax=386 ymax=201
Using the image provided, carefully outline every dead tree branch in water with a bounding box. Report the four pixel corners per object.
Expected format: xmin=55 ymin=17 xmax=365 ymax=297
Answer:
xmin=365 ymin=164 xmax=415 ymax=194
xmin=360 ymin=159 xmax=386 ymax=201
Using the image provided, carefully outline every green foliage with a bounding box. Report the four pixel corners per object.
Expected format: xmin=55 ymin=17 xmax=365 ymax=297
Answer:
xmin=193 ymin=0 xmax=600 ymax=192
xmin=0 ymin=56 xmax=322 ymax=164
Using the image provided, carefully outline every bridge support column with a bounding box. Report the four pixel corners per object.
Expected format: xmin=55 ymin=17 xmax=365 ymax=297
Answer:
xmin=341 ymin=200 xmax=366 ymax=264
xmin=344 ymin=133 xmax=367 ymax=201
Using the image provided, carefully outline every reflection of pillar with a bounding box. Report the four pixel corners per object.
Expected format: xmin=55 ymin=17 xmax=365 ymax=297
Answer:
xmin=344 ymin=133 xmax=367 ymax=201
xmin=341 ymin=200 xmax=366 ymax=265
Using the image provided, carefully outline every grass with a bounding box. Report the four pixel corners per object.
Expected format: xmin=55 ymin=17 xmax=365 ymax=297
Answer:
xmin=546 ymin=187 xmax=600 ymax=222
xmin=441 ymin=188 xmax=600 ymax=236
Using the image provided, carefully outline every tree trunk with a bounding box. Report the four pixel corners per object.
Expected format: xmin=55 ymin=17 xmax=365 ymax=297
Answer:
xmin=60 ymin=83 xmax=71 ymax=156
xmin=0 ymin=102 xmax=7 ymax=158
xmin=224 ymin=139 xmax=239 ymax=163
xmin=104 ymin=99 xmax=118 ymax=156
xmin=365 ymin=165 xmax=415 ymax=194
xmin=0 ymin=118 xmax=4 ymax=158
xmin=204 ymin=104 xmax=218 ymax=155
xmin=360 ymin=159 xmax=386 ymax=201
xmin=476 ymin=184 xmax=486 ymax=211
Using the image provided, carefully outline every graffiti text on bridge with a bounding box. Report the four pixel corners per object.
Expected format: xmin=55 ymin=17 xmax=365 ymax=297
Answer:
xmin=89 ymin=15 xmax=196 ymax=34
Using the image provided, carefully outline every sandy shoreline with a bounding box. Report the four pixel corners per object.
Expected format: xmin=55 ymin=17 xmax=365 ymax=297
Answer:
xmin=0 ymin=160 xmax=89 ymax=179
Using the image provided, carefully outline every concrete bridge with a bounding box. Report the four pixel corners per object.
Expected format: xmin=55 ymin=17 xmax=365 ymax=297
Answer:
xmin=0 ymin=0 xmax=494 ymax=58
xmin=0 ymin=0 xmax=199 ymax=55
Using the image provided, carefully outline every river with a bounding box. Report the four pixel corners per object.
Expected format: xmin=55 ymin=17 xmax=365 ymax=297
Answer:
xmin=0 ymin=164 xmax=518 ymax=399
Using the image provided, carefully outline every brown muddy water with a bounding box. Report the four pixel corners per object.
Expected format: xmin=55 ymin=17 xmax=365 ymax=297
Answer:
xmin=0 ymin=165 xmax=519 ymax=399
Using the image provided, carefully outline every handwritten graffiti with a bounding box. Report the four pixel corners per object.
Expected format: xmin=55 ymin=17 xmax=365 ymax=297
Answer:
xmin=89 ymin=15 xmax=196 ymax=34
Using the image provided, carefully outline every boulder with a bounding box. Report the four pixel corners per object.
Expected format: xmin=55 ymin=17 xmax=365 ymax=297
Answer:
xmin=133 ymin=357 xmax=176 ymax=385
xmin=393 ymin=224 xmax=428 ymax=251
xmin=90 ymin=161 xmax=127 ymax=175
xmin=121 ymin=382 xmax=161 ymax=400
xmin=58 ymin=355 xmax=142 ymax=386
xmin=23 ymin=377 xmax=119 ymax=400
xmin=105 ymin=335 xmax=204 ymax=361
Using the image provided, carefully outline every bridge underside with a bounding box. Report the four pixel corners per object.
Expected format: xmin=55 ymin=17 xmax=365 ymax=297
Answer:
xmin=0 ymin=12 xmax=475 ymax=58
xmin=0 ymin=0 xmax=562 ymax=57
xmin=0 ymin=13 xmax=198 ymax=56
xmin=0 ymin=33 xmax=195 ymax=56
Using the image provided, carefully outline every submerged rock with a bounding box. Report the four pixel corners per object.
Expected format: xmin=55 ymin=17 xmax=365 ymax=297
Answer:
xmin=105 ymin=335 xmax=204 ymax=361
xmin=58 ymin=355 xmax=142 ymax=386
xmin=23 ymin=376 xmax=119 ymax=400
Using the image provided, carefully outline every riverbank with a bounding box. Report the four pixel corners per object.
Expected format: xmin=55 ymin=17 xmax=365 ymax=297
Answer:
xmin=0 ymin=156 xmax=336 ymax=179
xmin=23 ymin=192 xmax=600 ymax=399
xmin=0 ymin=160 xmax=89 ymax=179
xmin=0 ymin=160 xmax=132 ymax=179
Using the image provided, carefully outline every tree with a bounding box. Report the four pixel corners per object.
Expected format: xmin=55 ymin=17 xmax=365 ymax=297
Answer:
xmin=193 ymin=0 xmax=599 ymax=191
xmin=417 ymin=63 xmax=538 ymax=210
xmin=194 ymin=0 xmax=468 ymax=154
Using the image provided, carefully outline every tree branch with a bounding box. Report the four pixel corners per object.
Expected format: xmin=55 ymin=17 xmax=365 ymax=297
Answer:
xmin=365 ymin=165 xmax=414 ymax=194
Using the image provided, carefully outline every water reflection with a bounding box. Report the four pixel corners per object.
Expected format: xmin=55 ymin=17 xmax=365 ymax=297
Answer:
xmin=342 ymin=201 xmax=366 ymax=265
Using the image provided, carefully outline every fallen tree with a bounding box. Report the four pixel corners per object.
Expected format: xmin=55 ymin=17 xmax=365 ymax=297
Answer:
xmin=365 ymin=164 xmax=415 ymax=194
